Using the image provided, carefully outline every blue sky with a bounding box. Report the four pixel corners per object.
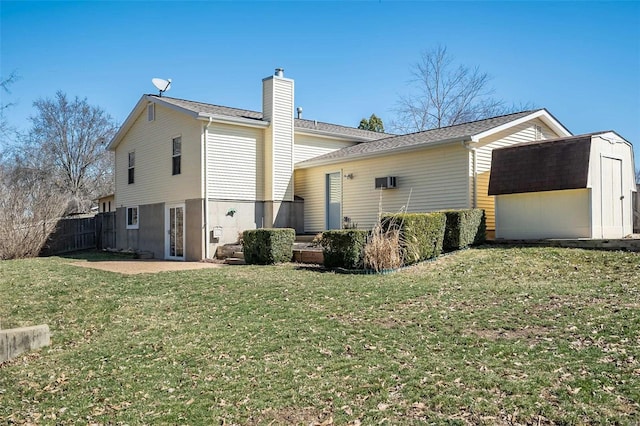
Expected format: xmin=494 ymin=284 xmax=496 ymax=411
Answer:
xmin=1 ymin=1 xmax=639 ymax=169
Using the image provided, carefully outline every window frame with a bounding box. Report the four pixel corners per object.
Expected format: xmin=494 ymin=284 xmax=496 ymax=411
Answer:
xmin=126 ymin=206 xmax=139 ymax=230
xmin=172 ymin=136 xmax=182 ymax=176
xmin=128 ymin=151 xmax=135 ymax=184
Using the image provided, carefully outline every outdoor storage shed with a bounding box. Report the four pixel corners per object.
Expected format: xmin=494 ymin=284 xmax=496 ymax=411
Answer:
xmin=488 ymin=131 xmax=636 ymax=239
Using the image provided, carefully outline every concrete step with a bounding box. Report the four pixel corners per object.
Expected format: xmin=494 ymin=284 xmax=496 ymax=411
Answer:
xmin=216 ymin=244 xmax=243 ymax=259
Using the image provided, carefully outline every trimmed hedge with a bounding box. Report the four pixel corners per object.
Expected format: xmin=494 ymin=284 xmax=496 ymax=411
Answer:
xmin=242 ymin=228 xmax=295 ymax=265
xmin=321 ymin=229 xmax=368 ymax=269
xmin=381 ymin=212 xmax=446 ymax=265
xmin=443 ymin=209 xmax=486 ymax=251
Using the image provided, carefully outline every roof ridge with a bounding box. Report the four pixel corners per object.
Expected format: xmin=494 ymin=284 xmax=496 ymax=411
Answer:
xmin=396 ymin=109 xmax=542 ymax=138
xmin=295 ymin=117 xmax=394 ymax=136
xmin=153 ymin=94 xmax=392 ymax=136
xmin=150 ymin=95 xmax=263 ymax=115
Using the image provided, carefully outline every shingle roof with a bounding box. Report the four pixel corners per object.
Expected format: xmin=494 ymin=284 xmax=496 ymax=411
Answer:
xmin=152 ymin=96 xmax=264 ymax=120
xmin=151 ymin=95 xmax=391 ymax=140
xmin=294 ymin=117 xmax=392 ymax=140
xmin=488 ymin=133 xmax=596 ymax=195
xmin=296 ymin=110 xmax=543 ymax=166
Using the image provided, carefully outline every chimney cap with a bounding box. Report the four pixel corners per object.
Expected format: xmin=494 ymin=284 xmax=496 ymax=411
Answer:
xmin=275 ymin=68 xmax=284 ymax=77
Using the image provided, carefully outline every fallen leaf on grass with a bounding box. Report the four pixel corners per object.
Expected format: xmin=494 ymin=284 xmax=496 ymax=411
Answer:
xmin=567 ymin=386 xmax=581 ymax=395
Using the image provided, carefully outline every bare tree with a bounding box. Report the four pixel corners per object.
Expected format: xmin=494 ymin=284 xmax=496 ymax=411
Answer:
xmin=392 ymin=46 xmax=525 ymax=133
xmin=0 ymin=76 xmax=69 ymax=259
xmin=1 ymin=72 xmax=20 ymax=148
xmin=0 ymin=163 xmax=67 ymax=259
xmin=26 ymin=91 xmax=116 ymax=213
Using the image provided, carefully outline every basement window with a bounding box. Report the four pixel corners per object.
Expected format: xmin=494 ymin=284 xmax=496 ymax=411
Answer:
xmin=126 ymin=206 xmax=139 ymax=229
xmin=172 ymin=136 xmax=181 ymax=175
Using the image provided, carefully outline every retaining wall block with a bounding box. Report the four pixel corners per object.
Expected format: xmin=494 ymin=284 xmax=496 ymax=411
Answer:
xmin=0 ymin=324 xmax=50 ymax=363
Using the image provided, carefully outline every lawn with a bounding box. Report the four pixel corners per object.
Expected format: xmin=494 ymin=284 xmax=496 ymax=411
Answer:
xmin=0 ymin=246 xmax=638 ymax=425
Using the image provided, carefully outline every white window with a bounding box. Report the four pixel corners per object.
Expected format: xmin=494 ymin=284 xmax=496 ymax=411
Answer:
xmin=126 ymin=206 xmax=139 ymax=229
xmin=147 ymin=103 xmax=155 ymax=121
xmin=172 ymin=136 xmax=181 ymax=175
xmin=128 ymin=151 xmax=135 ymax=184
xmin=535 ymin=125 xmax=543 ymax=140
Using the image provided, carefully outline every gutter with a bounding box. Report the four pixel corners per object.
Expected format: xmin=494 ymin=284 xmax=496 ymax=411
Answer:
xmin=294 ymin=128 xmax=381 ymax=142
xmin=203 ymin=117 xmax=213 ymax=259
xmin=296 ymin=135 xmax=473 ymax=169
xmin=197 ymin=113 xmax=269 ymax=128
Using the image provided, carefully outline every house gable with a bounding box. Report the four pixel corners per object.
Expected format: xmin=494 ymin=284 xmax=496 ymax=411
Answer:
xmin=113 ymin=102 xmax=203 ymax=208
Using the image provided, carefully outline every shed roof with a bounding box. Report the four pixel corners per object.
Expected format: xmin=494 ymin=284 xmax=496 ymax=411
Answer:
xmin=487 ymin=133 xmax=598 ymax=195
xmin=296 ymin=109 xmax=570 ymax=168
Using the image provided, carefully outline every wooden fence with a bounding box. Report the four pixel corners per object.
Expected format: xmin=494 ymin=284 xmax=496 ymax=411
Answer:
xmin=96 ymin=212 xmax=116 ymax=250
xmin=40 ymin=212 xmax=117 ymax=256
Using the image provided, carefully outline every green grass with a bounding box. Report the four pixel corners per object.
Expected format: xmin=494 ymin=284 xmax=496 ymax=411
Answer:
xmin=1 ymin=246 xmax=639 ymax=424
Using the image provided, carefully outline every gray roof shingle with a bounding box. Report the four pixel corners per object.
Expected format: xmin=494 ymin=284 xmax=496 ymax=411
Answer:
xmin=151 ymin=95 xmax=391 ymax=140
xmin=296 ymin=110 xmax=542 ymax=166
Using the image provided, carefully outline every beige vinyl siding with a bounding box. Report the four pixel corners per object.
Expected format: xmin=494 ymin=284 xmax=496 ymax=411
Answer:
xmin=263 ymin=77 xmax=294 ymax=202
xmin=294 ymin=168 xmax=324 ymax=232
xmin=207 ymin=123 xmax=264 ymax=201
xmin=294 ymin=134 xmax=356 ymax=164
xmin=295 ymin=144 xmax=469 ymax=233
xmin=272 ymin=79 xmax=294 ymax=201
xmin=474 ymin=119 xmax=560 ymax=230
xmin=115 ymin=103 xmax=201 ymax=207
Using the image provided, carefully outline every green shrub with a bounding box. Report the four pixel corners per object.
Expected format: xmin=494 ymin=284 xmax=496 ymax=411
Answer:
xmin=381 ymin=212 xmax=446 ymax=264
xmin=321 ymin=229 xmax=368 ymax=269
xmin=242 ymin=228 xmax=295 ymax=265
xmin=443 ymin=209 xmax=486 ymax=251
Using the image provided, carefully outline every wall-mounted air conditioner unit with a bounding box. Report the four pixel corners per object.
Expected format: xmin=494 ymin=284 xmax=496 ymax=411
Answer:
xmin=375 ymin=176 xmax=397 ymax=189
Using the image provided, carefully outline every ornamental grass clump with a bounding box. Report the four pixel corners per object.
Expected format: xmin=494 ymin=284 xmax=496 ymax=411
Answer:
xmin=363 ymin=218 xmax=403 ymax=272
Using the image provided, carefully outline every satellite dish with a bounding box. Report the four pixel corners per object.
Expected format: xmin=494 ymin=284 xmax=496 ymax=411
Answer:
xmin=152 ymin=78 xmax=172 ymax=96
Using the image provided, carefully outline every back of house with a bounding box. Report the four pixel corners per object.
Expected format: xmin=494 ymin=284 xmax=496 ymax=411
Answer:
xmin=108 ymin=68 xmax=585 ymax=260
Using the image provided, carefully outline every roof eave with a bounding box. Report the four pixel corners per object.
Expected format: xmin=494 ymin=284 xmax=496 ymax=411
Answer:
xmin=295 ymin=135 xmax=471 ymax=169
xmin=108 ymin=95 xmax=203 ymax=151
xmin=294 ymin=127 xmax=379 ymax=142
xmin=196 ymin=113 xmax=269 ymax=128
xmin=107 ymin=95 xmax=150 ymax=151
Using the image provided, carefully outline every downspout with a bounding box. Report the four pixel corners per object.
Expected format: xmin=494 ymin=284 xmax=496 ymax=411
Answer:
xmin=462 ymin=140 xmax=477 ymax=208
xmin=203 ymin=117 xmax=213 ymax=259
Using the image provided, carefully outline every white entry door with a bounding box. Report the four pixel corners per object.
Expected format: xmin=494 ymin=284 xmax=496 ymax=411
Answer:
xmin=601 ymin=156 xmax=623 ymax=238
xmin=165 ymin=203 xmax=185 ymax=260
